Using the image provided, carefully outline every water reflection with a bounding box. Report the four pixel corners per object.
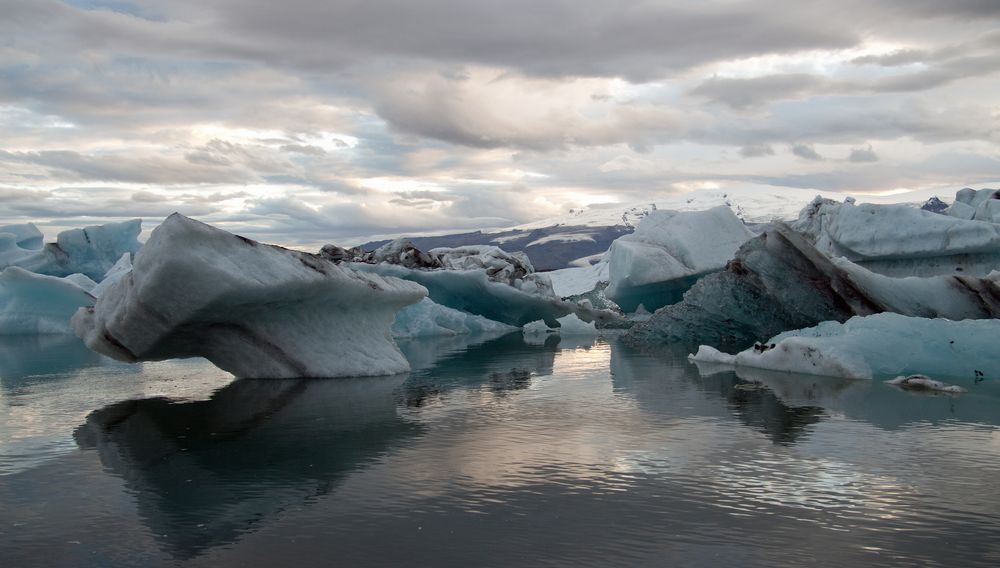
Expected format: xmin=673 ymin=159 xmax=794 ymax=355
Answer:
xmin=695 ymin=361 xmax=1000 ymax=430
xmin=71 ymin=332 xmax=564 ymax=559
xmin=4 ymin=334 xmax=1000 ymax=567
xmin=0 ymin=335 xmax=115 ymax=386
xmin=612 ymin=344 xmax=828 ymax=446
xmin=75 ymin=375 xmax=417 ymax=558
xmin=397 ymin=332 xmax=558 ymax=407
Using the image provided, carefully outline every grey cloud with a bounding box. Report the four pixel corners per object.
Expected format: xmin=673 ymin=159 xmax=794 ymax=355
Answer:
xmin=851 ymin=49 xmax=928 ymax=66
xmin=791 ymin=144 xmax=824 ymax=161
xmin=0 ymin=149 xmax=255 ymax=184
xmin=690 ymin=74 xmax=826 ymax=109
xmin=740 ymin=144 xmax=776 ymax=158
xmin=280 ymin=144 xmax=328 ymax=156
xmin=848 ymin=146 xmax=879 ymax=163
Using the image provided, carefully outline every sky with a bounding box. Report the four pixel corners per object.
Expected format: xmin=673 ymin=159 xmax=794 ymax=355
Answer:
xmin=1 ymin=0 xmax=999 ymax=247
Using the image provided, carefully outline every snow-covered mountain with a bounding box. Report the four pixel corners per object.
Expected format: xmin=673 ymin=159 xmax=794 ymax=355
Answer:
xmin=360 ymin=186 xmax=948 ymax=271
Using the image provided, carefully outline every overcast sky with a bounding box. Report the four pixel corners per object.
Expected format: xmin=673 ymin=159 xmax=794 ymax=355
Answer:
xmin=2 ymin=0 xmax=999 ymax=246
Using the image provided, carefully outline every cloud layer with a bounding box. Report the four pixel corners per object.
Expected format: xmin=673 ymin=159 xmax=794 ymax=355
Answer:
xmin=1 ymin=0 xmax=998 ymax=245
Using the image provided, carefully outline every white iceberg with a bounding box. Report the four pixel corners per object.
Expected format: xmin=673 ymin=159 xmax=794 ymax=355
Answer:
xmin=522 ymin=313 xmax=599 ymax=336
xmin=391 ymin=297 xmax=516 ymax=338
xmin=793 ymin=196 xmax=1000 ymax=277
xmin=547 ymin=260 xmax=609 ymax=298
xmin=5 ymin=219 xmax=143 ymax=281
xmin=690 ymin=313 xmax=1000 ymax=381
xmin=606 ymin=206 xmax=753 ymax=312
xmin=72 ymin=214 xmax=427 ymax=378
xmin=947 ymin=188 xmax=1000 ymax=223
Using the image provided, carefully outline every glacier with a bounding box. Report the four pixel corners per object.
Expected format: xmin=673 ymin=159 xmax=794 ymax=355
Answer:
xmin=3 ymin=219 xmax=143 ymax=281
xmin=792 ymin=196 xmax=1000 ymax=277
xmin=689 ymin=313 xmax=1000 ymax=381
xmin=627 ymin=224 xmax=1000 ymax=350
xmin=606 ymin=206 xmax=753 ymax=312
xmin=72 ymin=214 xmax=427 ymax=378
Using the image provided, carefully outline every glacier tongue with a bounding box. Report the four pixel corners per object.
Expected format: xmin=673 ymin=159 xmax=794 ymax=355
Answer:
xmin=627 ymin=224 xmax=1000 ymax=350
xmin=72 ymin=214 xmax=427 ymax=378
xmin=606 ymin=206 xmax=753 ymax=312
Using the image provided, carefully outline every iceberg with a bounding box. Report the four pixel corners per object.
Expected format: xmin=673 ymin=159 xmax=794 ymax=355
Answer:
xmin=522 ymin=313 xmax=599 ymax=336
xmin=354 ymin=261 xmax=616 ymax=328
xmin=5 ymin=219 xmax=143 ymax=281
xmin=0 ymin=267 xmax=96 ymax=335
xmin=547 ymin=260 xmax=609 ymax=298
xmin=793 ymin=196 xmax=1000 ymax=277
xmin=72 ymin=213 xmax=427 ymax=378
xmin=627 ymin=224 xmax=1000 ymax=350
xmin=947 ymin=188 xmax=1000 ymax=223
xmin=606 ymin=206 xmax=753 ymax=312
xmin=345 ymin=240 xmax=622 ymax=329
xmin=391 ymin=297 xmax=517 ymax=338
xmin=885 ymin=375 xmax=966 ymax=394
xmin=689 ymin=313 xmax=1000 ymax=381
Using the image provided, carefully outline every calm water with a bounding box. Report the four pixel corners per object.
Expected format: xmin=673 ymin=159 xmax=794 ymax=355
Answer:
xmin=2 ymin=332 xmax=1000 ymax=567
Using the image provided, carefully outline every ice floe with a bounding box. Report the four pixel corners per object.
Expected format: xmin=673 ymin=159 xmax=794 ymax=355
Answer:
xmin=688 ymin=313 xmax=1000 ymax=381
xmin=885 ymin=375 xmax=967 ymax=394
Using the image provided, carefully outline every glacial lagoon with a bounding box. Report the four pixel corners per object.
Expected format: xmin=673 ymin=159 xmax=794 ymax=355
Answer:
xmin=2 ymin=333 xmax=1000 ymax=567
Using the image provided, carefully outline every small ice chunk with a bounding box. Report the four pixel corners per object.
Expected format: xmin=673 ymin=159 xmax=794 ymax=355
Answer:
xmin=885 ymin=375 xmax=967 ymax=394
xmin=687 ymin=345 xmax=736 ymax=366
xmin=523 ymin=313 xmax=598 ymax=336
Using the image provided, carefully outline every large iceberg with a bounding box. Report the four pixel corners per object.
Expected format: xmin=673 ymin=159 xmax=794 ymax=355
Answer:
xmin=946 ymin=188 xmax=1000 ymax=223
xmin=627 ymin=224 xmax=1000 ymax=350
xmin=72 ymin=214 xmax=426 ymax=378
xmin=792 ymin=196 xmax=1000 ymax=277
xmin=690 ymin=314 xmax=1000 ymax=381
xmin=606 ymin=206 xmax=753 ymax=312
xmin=3 ymin=219 xmax=142 ymax=281
xmin=0 ymin=267 xmax=96 ymax=335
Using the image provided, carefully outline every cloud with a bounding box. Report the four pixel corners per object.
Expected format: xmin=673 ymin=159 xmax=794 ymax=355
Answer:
xmin=0 ymin=0 xmax=998 ymax=242
xmin=690 ymin=74 xmax=826 ymax=110
xmin=848 ymin=146 xmax=879 ymax=163
xmin=740 ymin=144 xmax=776 ymax=158
xmin=790 ymin=144 xmax=824 ymax=161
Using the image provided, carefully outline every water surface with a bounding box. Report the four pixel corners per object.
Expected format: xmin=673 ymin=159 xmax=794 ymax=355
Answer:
xmin=2 ymin=333 xmax=999 ymax=567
